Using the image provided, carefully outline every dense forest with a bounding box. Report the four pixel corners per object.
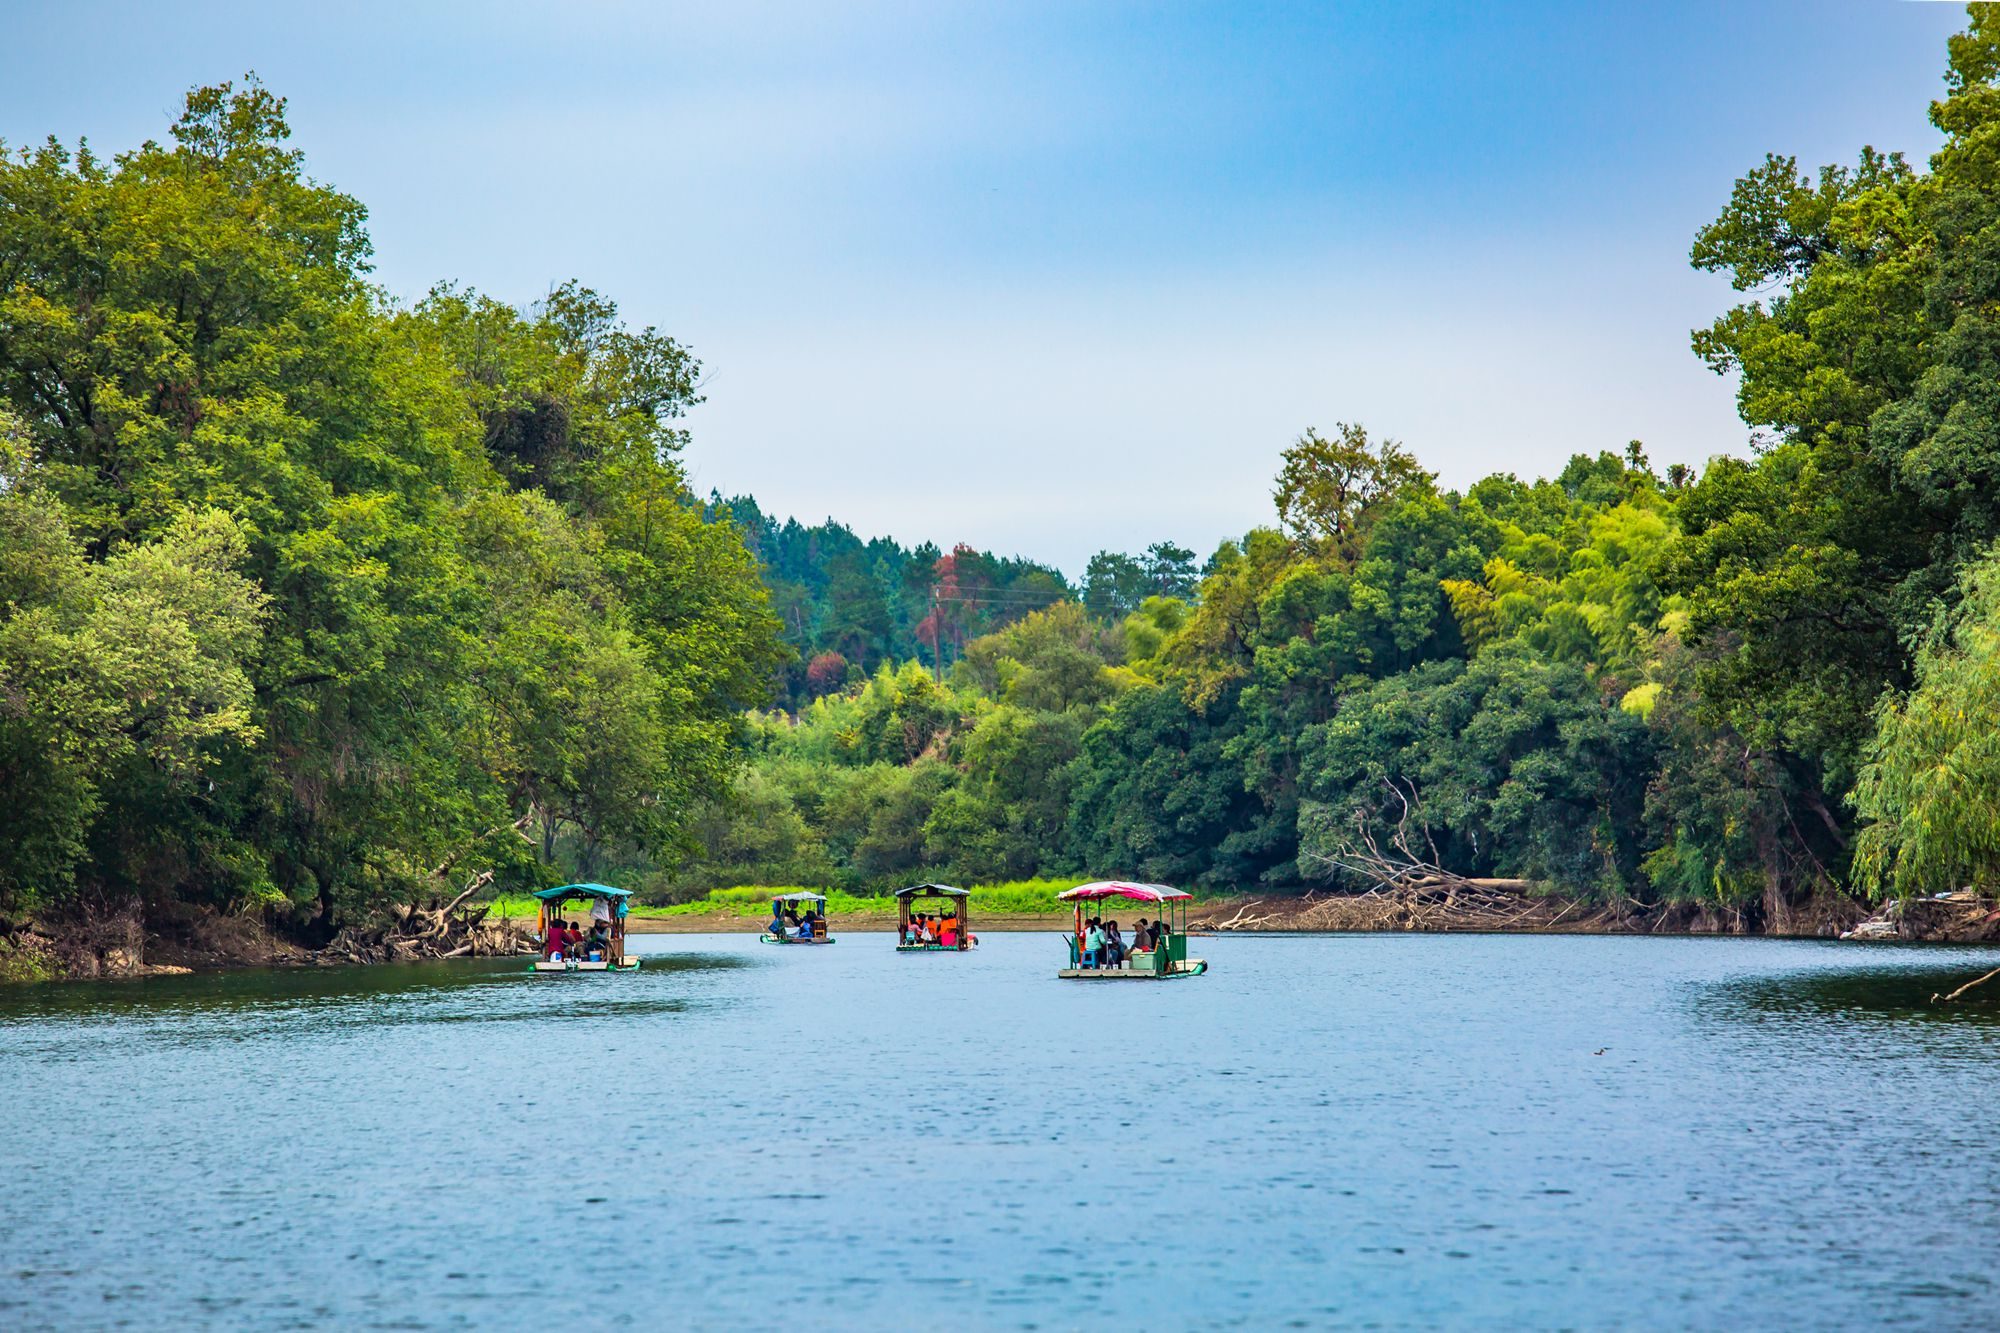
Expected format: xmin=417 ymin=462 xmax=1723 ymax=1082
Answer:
xmin=7 ymin=10 xmax=2000 ymax=944
xmin=0 ymin=82 xmax=782 ymax=937
xmin=681 ymin=11 xmax=2000 ymax=920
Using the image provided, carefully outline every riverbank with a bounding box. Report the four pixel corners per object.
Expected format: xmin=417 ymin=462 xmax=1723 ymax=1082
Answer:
xmin=500 ymin=878 xmax=1873 ymax=939
xmin=498 ymin=911 xmax=1082 ymax=934
xmin=1 ymin=899 xmax=530 ymax=984
xmin=1184 ymin=881 xmax=1876 ymax=938
xmin=10 ymin=881 xmax=1996 ymax=983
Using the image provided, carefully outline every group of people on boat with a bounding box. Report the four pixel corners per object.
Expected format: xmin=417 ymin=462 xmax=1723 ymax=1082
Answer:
xmin=1075 ymin=916 xmax=1167 ymax=969
xmin=768 ymin=905 xmax=825 ymax=940
xmin=541 ymin=916 xmax=613 ymax=963
xmin=901 ymin=912 xmax=963 ymax=947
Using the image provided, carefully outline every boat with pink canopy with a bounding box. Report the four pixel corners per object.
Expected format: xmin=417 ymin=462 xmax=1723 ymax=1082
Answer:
xmin=1055 ymin=880 xmax=1207 ymax=979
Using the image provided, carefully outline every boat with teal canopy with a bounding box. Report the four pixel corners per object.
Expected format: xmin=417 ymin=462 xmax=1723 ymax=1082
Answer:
xmin=528 ymin=883 xmax=641 ymax=972
xmin=1056 ymin=880 xmax=1206 ymax=979
xmin=760 ymin=890 xmax=834 ymax=945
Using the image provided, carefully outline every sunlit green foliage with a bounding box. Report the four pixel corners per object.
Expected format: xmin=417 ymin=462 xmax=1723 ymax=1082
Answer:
xmin=1853 ymin=542 xmax=2000 ymax=898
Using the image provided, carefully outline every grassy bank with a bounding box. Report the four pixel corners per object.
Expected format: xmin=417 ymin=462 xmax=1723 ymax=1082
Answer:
xmin=487 ymin=879 xmax=1122 ymax=923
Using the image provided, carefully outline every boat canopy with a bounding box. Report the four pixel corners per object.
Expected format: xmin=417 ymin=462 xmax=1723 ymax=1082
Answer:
xmin=532 ymin=883 xmax=632 ymax=902
xmin=892 ymin=883 xmax=969 ymax=898
xmin=771 ymin=890 xmax=828 ymax=903
xmin=1057 ymin=880 xmax=1191 ymax=903
xmin=531 ymin=883 xmax=630 ymax=924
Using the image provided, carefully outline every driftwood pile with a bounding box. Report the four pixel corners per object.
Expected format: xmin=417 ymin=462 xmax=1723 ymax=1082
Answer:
xmin=317 ymin=870 xmax=533 ymax=965
xmin=1199 ymin=818 xmax=1629 ymax=932
xmin=1839 ymin=890 xmax=2000 ymax=943
xmin=1195 ymin=876 xmax=1619 ymax=934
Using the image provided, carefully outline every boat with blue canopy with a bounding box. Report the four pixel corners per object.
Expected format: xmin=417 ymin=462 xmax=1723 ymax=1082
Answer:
xmin=1056 ymin=881 xmax=1206 ymax=979
xmin=760 ymin=890 xmax=835 ymax=944
xmin=528 ymin=883 xmax=640 ymax=972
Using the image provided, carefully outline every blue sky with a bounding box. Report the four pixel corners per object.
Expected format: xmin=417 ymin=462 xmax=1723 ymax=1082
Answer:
xmin=0 ymin=1 xmax=1969 ymax=573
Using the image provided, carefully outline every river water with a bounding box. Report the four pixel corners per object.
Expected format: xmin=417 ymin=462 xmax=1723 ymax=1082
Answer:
xmin=3 ymin=932 xmax=1998 ymax=1330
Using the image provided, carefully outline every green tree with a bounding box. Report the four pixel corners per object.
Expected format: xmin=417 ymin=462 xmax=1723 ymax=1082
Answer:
xmin=1272 ymin=423 xmax=1432 ymax=566
xmin=0 ymin=81 xmax=779 ymax=929
xmin=1084 ymin=550 xmax=1148 ymax=620
xmin=1296 ymin=650 xmax=1654 ymax=897
xmin=0 ymin=428 xmax=267 ymax=908
xmin=1853 ymin=542 xmax=2000 ymax=898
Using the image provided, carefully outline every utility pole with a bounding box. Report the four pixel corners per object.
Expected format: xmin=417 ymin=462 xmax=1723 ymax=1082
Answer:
xmin=928 ymin=583 xmax=943 ymax=682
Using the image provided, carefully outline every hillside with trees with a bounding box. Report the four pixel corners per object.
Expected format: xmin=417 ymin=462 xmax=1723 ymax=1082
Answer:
xmin=10 ymin=7 xmax=2000 ymax=953
xmin=678 ymin=11 xmax=2000 ymax=922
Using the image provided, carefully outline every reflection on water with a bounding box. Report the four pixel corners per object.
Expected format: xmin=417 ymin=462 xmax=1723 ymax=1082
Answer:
xmin=3 ymin=933 xmax=1999 ymax=1329
xmin=1710 ymin=958 xmax=2000 ymax=1025
xmin=0 ymin=954 xmax=749 ymax=1055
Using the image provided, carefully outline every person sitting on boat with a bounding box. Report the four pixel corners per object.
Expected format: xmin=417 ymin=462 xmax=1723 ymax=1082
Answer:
xmin=1130 ymin=918 xmax=1152 ymax=952
xmin=542 ymin=922 xmax=564 ymax=961
xmin=1104 ymin=919 xmax=1125 ymax=968
xmin=1083 ymin=918 xmax=1106 ymax=968
xmin=585 ymin=921 xmax=611 ymax=960
xmin=938 ymin=918 xmax=957 ymax=948
xmin=769 ymin=908 xmax=785 ymax=937
xmin=795 ymin=910 xmax=815 ymax=940
xmin=562 ymin=921 xmax=585 ymax=956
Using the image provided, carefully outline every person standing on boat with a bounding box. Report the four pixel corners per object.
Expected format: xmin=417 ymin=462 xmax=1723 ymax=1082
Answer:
xmin=588 ymin=898 xmax=613 ymax=960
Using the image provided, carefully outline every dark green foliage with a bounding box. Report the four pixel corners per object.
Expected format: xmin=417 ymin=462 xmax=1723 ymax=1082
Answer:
xmin=0 ymin=81 xmax=780 ymax=925
xmin=1296 ymin=651 xmax=1655 ymax=897
xmin=1066 ymin=683 xmax=1265 ymax=889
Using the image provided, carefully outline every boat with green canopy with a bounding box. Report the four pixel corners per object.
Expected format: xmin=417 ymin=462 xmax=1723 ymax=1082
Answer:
xmin=759 ymin=890 xmax=835 ymax=945
xmin=1057 ymin=881 xmax=1206 ymax=979
xmin=893 ymin=883 xmax=975 ymax=951
xmin=528 ymin=883 xmax=640 ymax=973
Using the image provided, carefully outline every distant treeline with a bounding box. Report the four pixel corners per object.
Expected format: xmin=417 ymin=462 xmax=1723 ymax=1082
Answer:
xmin=706 ymin=493 xmax=1208 ymax=709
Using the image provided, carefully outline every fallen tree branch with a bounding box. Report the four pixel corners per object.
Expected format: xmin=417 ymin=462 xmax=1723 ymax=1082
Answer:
xmin=1933 ymin=965 xmax=2000 ymax=1005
